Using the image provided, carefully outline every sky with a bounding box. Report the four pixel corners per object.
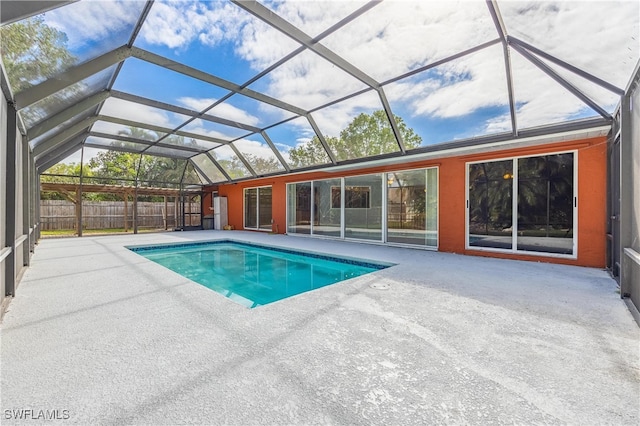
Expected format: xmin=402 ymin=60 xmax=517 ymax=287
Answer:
xmin=9 ymin=0 xmax=640 ymax=173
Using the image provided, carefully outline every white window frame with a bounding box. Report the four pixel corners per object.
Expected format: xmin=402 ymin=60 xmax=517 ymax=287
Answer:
xmin=243 ymin=185 xmax=272 ymax=232
xmin=384 ymin=167 xmax=439 ymax=250
xmin=465 ymin=150 xmax=578 ymax=259
xmin=285 ymin=167 xmax=439 ymax=251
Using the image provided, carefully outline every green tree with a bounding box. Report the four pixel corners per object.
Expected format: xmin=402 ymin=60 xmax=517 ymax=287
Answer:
xmin=288 ymin=110 xmax=422 ymax=167
xmin=87 ymin=151 xmax=139 ymax=184
xmin=40 ymin=162 xmax=86 ymax=200
xmin=0 ymin=16 xmax=76 ymax=93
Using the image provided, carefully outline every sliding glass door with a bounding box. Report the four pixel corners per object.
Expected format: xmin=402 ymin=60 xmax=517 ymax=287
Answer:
xmin=467 ymin=153 xmax=575 ymax=256
xmin=287 ymin=182 xmax=311 ymax=235
xmin=517 ymin=154 xmax=574 ymax=254
xmin=244 ymin=186 xmax=272 ymax=231
xmin=344 ymin=174 xmax=383 ymax=241
xmin=468 ymin=160 xmax=514 ymax=250
xmin=312 ymin=178 xmax=341 ymax=237
xmin=387 ymin=168 xmax=438 ymax=247
xmin=286 ymin=167 xmax=438 ymax=247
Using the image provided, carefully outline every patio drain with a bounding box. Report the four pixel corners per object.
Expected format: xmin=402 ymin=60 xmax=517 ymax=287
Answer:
xmin=370 ymin=282 xmax=390 ymax=290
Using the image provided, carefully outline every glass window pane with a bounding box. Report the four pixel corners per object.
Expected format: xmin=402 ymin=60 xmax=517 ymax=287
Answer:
xmin=100 ymin=97 xmax=191 ymax=129
xmin=137 ymin=155 xmax=190 ymax=187
xmin=92 ymin=121 xmax=165 ymax=142
xmin=312 ymin=179 xmax=341 ymax=237
xmin=208 ymin=94 xmax=295 ymax=128
xmin=191 ymin=153 xmax=227 ymax=183
xmin=84 ymin=148 xmax=140 ymax=186
xmin=263 ymin=1 xmax=369 ymax=39
xmin=182 ymin=162 xmax=203 ymax=185
xmin=29 ymin=109 xmax=96 ymax=150
xmin=248 ymin=49 xmax=368 ymax=111
xmin=500 ymin=1 xmax=639 ymax=90
xmin=535 ymin=56 xmax=620 ymax=113
xmin=182 ymin=118 xmax=251 ymax=142
xmin=258 ymin=187 xmax=272 ymax=231
xmin=144 ymin=145 xmax=194 ymax=159
xmin=209 ymin=145 xmax=251 ymax=180
xmin=517 ymin=153 xmax=574 ymax=255
xmin=112 ymin=58 xmax=231 ymax=107
xmin=384 ymin=43 xmax=511 ymax=147
xmin=84 ymin=136 xmax=149 ymax=153
xmin=21 ymin=66 xmax=116 ymax=127
xmin=344 ymin=174 xmax=382 ymax=241
xmin=245 ymin=188 xmax=257 ymax=229
xmin=160 ymin=134 xmax=216 ymax=152
xmin=266 ymin=117 xmax=331 ymax=169
xmin=323 ymin=1 xmax=494 ymax=82
xmin=313 ymin=91 xmax=401 ymax=162
xmin=468 ymin=160 xmax=513 ymax=249
xmin=135 ymin=0 xmax=301 ymax=84
xmin=232 ymin=135 xmax=285 ymax=175
xmin=510 ymin=51 xmax=596 ymax=129
xmin=287 ymin=182 xmax=311 ymax=235
xmin=387 ymin=169 xmax=427 ymax=246
xmin=2 ymin=1 xmax=145 ymax=93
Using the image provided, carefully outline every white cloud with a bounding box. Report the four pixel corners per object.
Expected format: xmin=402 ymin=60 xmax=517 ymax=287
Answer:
xmin=262 ymin=49 xmax=369 ymax=111
xmin=61 ymin=147 xmax=103 ymax=165
xmin=499 ymin=1 xmax=639 ymax=89
xmin=262 ymin=0 xmax=636 ymax=137
xmin=263 ymin=0 xmax=370 ymax=38
xmin=311 ymin=90 xmax=382 ymax=137
xmin=182 ymin=120 xmax=234 ymax=142
xmin=203 ymin=100 xmax=262 ymax=127
xmin=320 ymin=1 xmax=497 ymax=82
xmin=210 ymin=144 xmax=238 ymax=162
xmin=91 ymin=120 xmax=129 ymax=135
xmin=45 ymin=0 xmax=141 ymax=53
xmin=100 ymin=98 xmax=186 ymax=129
xmin=67 ymin=0 xmax=638 ymax=147
xmin=177 ymin=97 xmax=217 ymax=111
xmin=234 ymin=137 xmax=282 ymax=161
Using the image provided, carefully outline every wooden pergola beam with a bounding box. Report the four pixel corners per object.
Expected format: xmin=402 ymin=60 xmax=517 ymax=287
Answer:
xmin=40 ymin=182 xmax=199 ymax=196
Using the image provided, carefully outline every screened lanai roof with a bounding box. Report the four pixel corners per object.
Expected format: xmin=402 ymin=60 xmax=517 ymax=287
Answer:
xmin=1 ymin=0 xmax=638 ymax=184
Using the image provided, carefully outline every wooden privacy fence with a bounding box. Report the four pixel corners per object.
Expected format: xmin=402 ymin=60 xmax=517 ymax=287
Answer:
xmin=40 ymin=200 xmax=201 ymax=231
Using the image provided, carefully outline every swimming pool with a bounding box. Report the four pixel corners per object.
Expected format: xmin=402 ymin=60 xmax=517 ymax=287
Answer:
xmin=128 ymin=240 xmax=391 ymax=308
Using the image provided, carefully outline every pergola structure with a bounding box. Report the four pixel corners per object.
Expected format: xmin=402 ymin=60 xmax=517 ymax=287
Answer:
xmin=40 ymin=182 xmax=201 ymax=235
xmin=1 ymin=1 xmax=639 ymax=316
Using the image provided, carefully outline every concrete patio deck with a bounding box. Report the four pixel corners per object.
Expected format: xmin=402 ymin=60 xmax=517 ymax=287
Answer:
xmin=2 ymin=231 xmax=638 ymax=425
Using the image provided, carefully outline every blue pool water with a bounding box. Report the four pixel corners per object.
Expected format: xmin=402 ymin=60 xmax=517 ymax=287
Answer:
xmin=128 ymin=240 xmax=390 ymax=308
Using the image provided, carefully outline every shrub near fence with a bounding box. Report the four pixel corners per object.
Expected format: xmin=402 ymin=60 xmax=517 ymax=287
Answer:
xmin=40 ymin=200 xmax=201 ymax=231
